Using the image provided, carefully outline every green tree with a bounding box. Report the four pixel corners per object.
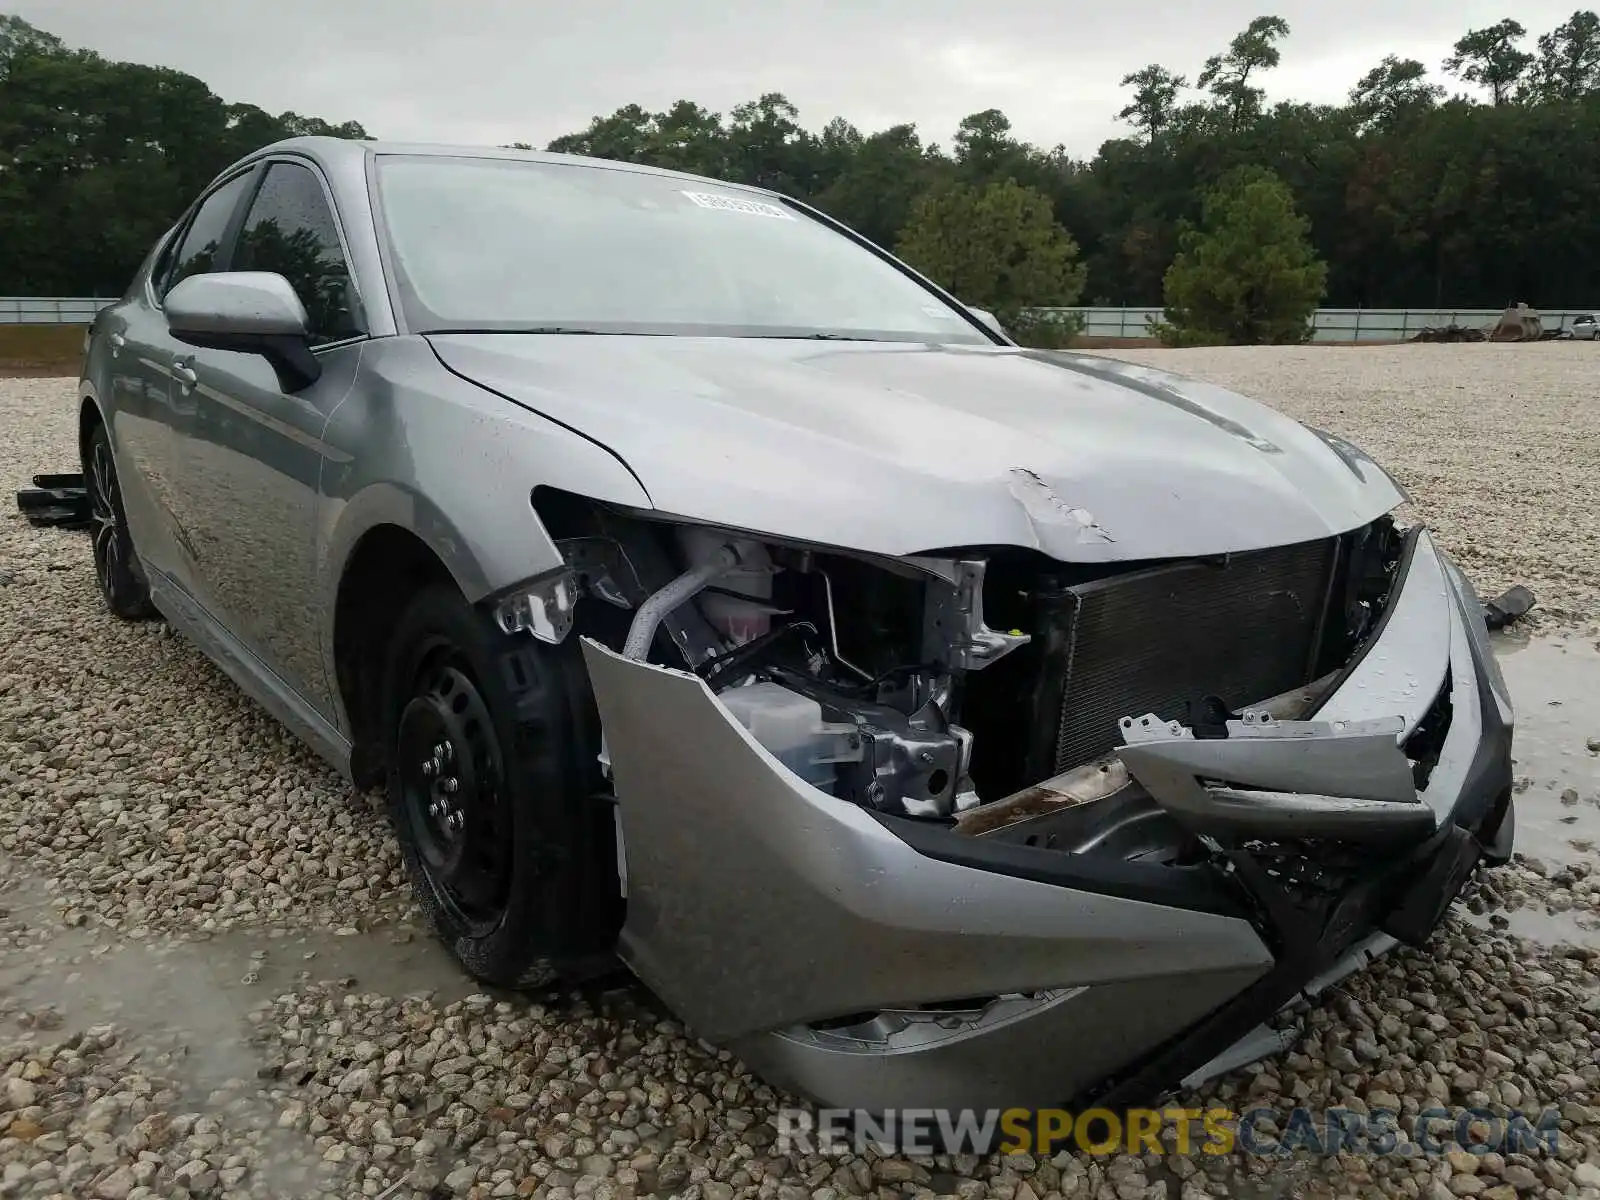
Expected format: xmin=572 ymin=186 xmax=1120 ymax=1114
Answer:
xmin=726 ymin=93 xmax=817 ymax=193
xmin=543 ymin=94 xmax=829 ymax=196
xmin=1198 ymin=16 xmax=1291 ymax=129
xmin=0 ymin=13 xmax=367 ymax=294
xmin=18 ymin=6 xmax=1600 ymax=312
xmin=647 ymin=101 xmax=730 ymax=176
xmin=277 ymin=113 xmax=370 ymax=139
xmin=812 ymin=124 xmax=947 ymax=248
xmin=0 ymin=13 xmax=60 ymax=73
xmin=1117 ymin=65 xmax=1187 ymax=139
xmin=1349 ymin=56 xmax=1443 ymax=128
xmin=1443 ymin=19 xmax=1532 ymax=104
xmin=1155 ymin=167 xmax=1327 ymax=345
xmin=952 ymin=109 xmax=1032 ymax=181
xmin=546 ymin=103 xmax=657 ymax=162
xmin=894 ymin=179 xmax=1086 ymax=339
xmin=1529 ymin=9 xmax=1600 ymax=100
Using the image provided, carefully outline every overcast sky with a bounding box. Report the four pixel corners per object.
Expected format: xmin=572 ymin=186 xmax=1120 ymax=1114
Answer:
xmin=13 ymin=0 xmax=1586 ymax=155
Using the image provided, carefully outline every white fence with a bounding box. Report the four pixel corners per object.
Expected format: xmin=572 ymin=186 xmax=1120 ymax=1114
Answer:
xmin=0 ymin=297 xmax=118 ymax=325
xmin=1035 ymin=305 xmax=1600 ymax=342
xmin=7 ymin=297 xmax=1599 ymax=341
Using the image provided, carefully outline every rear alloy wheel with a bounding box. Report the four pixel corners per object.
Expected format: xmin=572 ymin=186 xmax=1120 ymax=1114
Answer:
xmin=86 ymin=420 xmax=156 ymax=619
xmin=382 ymin=585 xmax=621 ymax=988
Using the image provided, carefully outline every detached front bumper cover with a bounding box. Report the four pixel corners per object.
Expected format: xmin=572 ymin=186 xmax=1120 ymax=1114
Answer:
xmin=582 ymin=528 xmax=1513 ymax=1111
xmin=1093 ymin=528 xmax=1514 ymax=1106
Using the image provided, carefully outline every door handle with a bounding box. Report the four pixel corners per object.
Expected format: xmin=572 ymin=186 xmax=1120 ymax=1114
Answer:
xmin=173 ymin=357 xmax=197 ymax=389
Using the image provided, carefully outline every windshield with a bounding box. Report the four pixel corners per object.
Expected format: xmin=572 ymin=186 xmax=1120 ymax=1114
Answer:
xmin=374 ymin=154 xmax=990 ymax=343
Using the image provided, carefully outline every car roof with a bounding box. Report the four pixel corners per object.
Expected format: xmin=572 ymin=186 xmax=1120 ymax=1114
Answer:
xmin=241 ymin=135 xmax=779 ymax=197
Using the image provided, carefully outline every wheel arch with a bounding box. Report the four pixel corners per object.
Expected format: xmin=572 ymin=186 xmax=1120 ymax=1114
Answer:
xmin=328 ymin=510 xmax=473 ymax=786
xmin=324 ymin=475 xmax=624 ymax=785
xmin=78 ymin=389 xmax=104 ymax=473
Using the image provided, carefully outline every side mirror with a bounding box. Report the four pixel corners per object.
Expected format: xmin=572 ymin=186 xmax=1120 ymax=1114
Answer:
xmin=165 ymin=271 xmax=322 ymax=391
xmin=966 ymin=305 xmax=1008 ymax=339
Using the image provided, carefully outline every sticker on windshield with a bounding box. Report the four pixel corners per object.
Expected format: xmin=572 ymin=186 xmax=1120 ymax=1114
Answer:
xmin=681 ymin=190 xmax=794 ymax=219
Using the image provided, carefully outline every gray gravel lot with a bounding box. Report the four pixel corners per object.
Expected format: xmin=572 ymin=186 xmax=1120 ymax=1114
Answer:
xmin=2 ymin=352 xmax=1600 ymax=1200
xmin=1101 ymin=343 xmax=1600 ymax=629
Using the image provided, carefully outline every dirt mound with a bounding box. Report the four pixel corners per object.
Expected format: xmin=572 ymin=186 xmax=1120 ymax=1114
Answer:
xmin=1411 ymin=324 xmax=1486 ymax=343
xmin=1487 ymin=302 xmax=1544 ymax=342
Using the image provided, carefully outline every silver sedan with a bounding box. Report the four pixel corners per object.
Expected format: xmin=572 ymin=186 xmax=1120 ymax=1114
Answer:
xmin=78 ymin=137 xmax=1516 ymax=1111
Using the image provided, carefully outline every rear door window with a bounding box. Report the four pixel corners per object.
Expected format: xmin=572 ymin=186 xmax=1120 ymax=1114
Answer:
xmin=232 ymin=161 xmax=362 ymax=345
xmin=161 ymin=171 xmax=255 ymax=298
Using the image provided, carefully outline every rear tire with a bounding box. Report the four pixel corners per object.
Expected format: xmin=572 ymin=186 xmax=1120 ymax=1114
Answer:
xmin=381 ymin=584 xmax=621 ymax=988
xmin=85 ymin=420 xmax=157 ymax=620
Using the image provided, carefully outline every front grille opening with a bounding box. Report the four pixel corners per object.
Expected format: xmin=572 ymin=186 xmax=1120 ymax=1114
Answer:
xmin=965 ymin=537 xmax=1342 ymax=800
xmin=1403 ymin=672 xmax=1454 ymax=792
xmin=1308 ymin=515 xmax=1407 ymax=678
xmin=1050 ymin=539 xmax=1336 ymax=772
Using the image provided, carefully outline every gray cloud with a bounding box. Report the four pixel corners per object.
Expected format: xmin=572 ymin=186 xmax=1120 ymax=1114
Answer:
xmin=13 ymin=0 xmax=1585 ymax=155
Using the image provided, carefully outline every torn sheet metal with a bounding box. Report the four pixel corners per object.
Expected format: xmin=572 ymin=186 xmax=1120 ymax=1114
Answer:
xmin=493 ymin=569 xmax=578 ymax=642
xmin=1007 ymin=467 xmax=1114 ymax=545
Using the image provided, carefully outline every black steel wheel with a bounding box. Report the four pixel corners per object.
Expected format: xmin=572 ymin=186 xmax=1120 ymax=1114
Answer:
xmin=85 ymin=420 xmax=156 ymax=619
xmin=381 ymin=585 xmax=622 ymax=988
xmin=395 ymin=655 xmax=514 ymax=936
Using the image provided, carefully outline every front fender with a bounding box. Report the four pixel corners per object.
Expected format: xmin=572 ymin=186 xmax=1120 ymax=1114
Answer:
xmin=315 ymin=336 xmax=654 ymax=694
xmin=321 ymin=479 xmax=498 ymax=601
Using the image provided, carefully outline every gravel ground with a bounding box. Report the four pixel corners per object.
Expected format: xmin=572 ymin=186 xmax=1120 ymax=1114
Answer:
xmin=2 ymin=353 xmax=1600 ymax=1200
xmin=1102 ymin=343 xmax=1600 ymax=629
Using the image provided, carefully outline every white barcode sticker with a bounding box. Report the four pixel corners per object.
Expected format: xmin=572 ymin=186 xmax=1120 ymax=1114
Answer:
xmin=681 ymin=190 xmax=793 ymax=219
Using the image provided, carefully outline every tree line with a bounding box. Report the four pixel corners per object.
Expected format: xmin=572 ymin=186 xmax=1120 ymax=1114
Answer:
xmin=5 ymin=11 xmax=1600 ymax=342
xmin=0 ymin=14 xmax=368 ymax=296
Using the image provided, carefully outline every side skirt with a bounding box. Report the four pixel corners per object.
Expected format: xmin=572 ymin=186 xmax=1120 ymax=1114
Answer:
xmin=146 ymin=564 xmax=355 ymax=779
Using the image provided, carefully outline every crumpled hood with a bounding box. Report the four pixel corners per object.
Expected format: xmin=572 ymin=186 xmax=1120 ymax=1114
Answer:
xmin=427 ymin=334 xmax=1404 ymax=562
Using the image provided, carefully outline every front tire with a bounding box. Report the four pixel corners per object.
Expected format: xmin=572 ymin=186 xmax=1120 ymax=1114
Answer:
xmin=85 ymin=420 xmax=157 ymax=620
xmin=381 ymin=585 xmax=621 ymax=988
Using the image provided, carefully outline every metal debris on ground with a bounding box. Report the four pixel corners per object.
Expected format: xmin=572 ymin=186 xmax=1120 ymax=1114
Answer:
xmin=1483 ymin=584 xmax=1538 ymax=630
xmin=1412 ymin=302 xmax=1566 ymax=343
xmin=14 ymin=471 xmax=88 ymax=528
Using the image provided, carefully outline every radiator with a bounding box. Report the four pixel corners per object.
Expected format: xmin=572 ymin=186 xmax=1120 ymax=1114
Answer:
xmin=1041 ymin=538 xmax=1339 ymax=773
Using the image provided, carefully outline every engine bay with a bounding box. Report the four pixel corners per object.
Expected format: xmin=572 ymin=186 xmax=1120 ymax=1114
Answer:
xmin=520 ymin=489 xmax=1409 ymax=854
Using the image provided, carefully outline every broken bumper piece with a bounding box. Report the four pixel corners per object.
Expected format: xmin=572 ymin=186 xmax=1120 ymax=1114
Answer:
xmin=1117 ymin=713 xmax=1434 ymax=846
xmin=1120 ymin=527 xmax=1513 ymax=854
xmin=581 ymin=530 xmax=1512 ymax=1111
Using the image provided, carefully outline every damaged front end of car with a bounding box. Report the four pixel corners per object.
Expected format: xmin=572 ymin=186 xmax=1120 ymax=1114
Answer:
xmin=497 ymin=489 xmax=1515 ymax=1111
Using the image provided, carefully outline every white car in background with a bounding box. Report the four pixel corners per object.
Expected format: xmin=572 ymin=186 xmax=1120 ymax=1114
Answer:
xmin=1568 ymin=314 xmax=1597 ymax=339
